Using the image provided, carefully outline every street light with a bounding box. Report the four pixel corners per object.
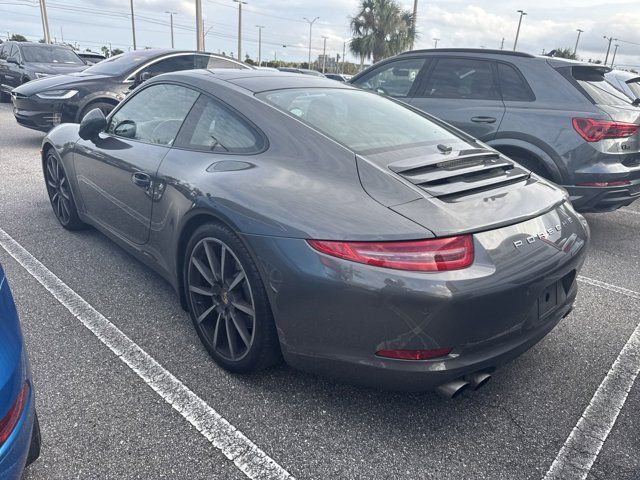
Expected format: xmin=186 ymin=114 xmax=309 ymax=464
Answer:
xmin=130 ymin=0 xmax=137 ymax=50
xmin=610 ymin=44 xmax=620 ymax=68
xmin=195 ymin=0 xmax=204 ymax=51
xmin=256 ymin=25 xmax=265 ymax=67
xmin=513 ymin=9 xmax=527 ymax=51
xmin=303 ymin=16 xmax=320 ymax=68
xmin=165 ymin=11 xmax=178 ymax=49
xmin=321 ymin=36 xmax=329 ymax=73
xmin=603 ymin=35 xmax=617 ymax=65
xmin=233 ymin=0 xmax=247 ymax=61
xmin=433 ymin=37 xmax=440 ymax=48
xmin=574 ymin=29 xmax=583 ymax=56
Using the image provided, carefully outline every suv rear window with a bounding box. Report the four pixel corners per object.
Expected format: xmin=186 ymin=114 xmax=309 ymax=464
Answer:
xmin=21 ymin=45 xmax=84 ymax=64
xmin=572 ymin=66 xmax=631 ymax=106
xmin=498 ymin=63 xmax=534 ymax=101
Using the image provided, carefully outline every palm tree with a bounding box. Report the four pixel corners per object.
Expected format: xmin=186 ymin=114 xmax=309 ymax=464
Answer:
xmin=349 ymin=0 xmax=416 ymax=65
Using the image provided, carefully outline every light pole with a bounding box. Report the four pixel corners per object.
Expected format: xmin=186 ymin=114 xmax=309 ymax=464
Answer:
xmin=513 ymin=9 xmax=527 ymax=51
xmin=574 ymin=29 xmax=583 ymax=56
xmin=410 ymin=0 xmax=418 ymax=50
xmin=303 ymin=16 xmax=319 ymax=68
xmin=38 ymin=0 xmax=51 ymax=43
xmin=433 ymin=37 xmax=440 ymax=48
xmin=165 ymin=11 xmax=178 ymax=48
xmin=256 ymin=25 xmax=265 ymax=66
xmin=233 ymin=0 xmax=247 ymax=61
xmin=342 ymin=40 xmax=347 ymax=74
xmin=321 ymin=36 xmax=328 ymax=73
xmin=129 ymin=0 xmax=136 ymax=50
xmin=603 ymin=36 xmax=617 ymax=65
xmin=195 ymin=0 xmax=204 ymax=51
xmin=610 ymin=44 xmax=619 ymax=68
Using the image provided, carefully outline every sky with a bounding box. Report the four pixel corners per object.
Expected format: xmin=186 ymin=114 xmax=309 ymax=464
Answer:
xmin=1 ymin=0 xmax=639 ymax=69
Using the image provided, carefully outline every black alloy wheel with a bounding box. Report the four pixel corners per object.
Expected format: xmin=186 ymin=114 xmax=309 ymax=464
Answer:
xmin=185 ymin=223 xmax=281 ymax=373
xmin=44 ymin=150 xmax=84 ymax=230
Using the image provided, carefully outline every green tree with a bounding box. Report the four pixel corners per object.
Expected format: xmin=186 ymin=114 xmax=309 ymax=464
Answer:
xmin=349 ymin=0 xmax=416 ymax=64
xmin=111 ymin=48 xmax=124 ymax=56
xmin=9 ymin=34 xmax=28 ymax=42
xmin=550 ymin=47 xmax=577 ymax=60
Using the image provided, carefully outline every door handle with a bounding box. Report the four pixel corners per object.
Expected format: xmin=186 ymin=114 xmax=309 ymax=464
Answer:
xmin=471 ymin=116 xmax=497 ymax=124
xmin=131 ymin=172 xmax=151 ymax=189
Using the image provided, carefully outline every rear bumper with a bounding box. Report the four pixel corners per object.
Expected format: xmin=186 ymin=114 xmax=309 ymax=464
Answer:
xmin=566 ymin=179 xmax=640 ymax=213
xmin=0 ymin=382 xmax=36 ymax=480
xmin=245 ymin=203 xmax=589 ymax=391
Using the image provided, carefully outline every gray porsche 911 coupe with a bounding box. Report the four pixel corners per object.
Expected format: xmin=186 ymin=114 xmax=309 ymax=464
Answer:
xmin=41 ymin=69 xmax=590 ymax=396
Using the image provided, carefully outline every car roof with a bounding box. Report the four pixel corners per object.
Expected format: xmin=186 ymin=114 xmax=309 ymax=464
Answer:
xmin=606 ymin=69 xmax=640 ymax=82
xmin=162 ymin=68 xmax=354 ymax=93
xmin=401 ymin=48 xmax=535 ymax=58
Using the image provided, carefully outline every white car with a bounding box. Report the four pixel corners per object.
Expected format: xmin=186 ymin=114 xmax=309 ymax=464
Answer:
xmin=605 ymin=69 xmax=640 ymax=103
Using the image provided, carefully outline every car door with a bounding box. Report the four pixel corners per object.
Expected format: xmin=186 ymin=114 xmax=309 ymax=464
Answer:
xmin=410 ymin=57 xmax=505 ymax=142
xmin=73 ymin=82 xmax=200 ymax=244
xmin=4 ymin=44 xmax=22 ymax=90
xmin=350 ymin=56 xmax=429 ymax=105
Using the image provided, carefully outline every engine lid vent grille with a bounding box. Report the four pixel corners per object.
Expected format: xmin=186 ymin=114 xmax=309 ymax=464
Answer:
xmin=388 ymin=148 xmax=530 ymax=198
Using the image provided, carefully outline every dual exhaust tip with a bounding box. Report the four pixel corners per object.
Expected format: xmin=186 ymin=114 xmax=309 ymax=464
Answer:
xmin=436 ymin=372 xmax=492 ymax=399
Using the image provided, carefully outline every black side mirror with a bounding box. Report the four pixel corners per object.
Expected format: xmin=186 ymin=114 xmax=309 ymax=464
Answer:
xmin=135 ymin=71 xmax=152 ymax=85
xmin=78 ymin=108 xmax=107 ymax=140
xmin=6 ymin=57 xmax=19 ymax=65
xmin=632 ymin=98 xmax=640 ymax=107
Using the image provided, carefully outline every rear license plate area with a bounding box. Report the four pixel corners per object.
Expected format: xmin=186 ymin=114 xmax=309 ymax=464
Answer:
xmin=538 ymin=282 xmax=560 ymax=320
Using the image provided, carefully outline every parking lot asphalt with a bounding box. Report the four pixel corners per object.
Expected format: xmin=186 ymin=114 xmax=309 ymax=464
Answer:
xmin=0 ymin=102 xmax=638 ymax=480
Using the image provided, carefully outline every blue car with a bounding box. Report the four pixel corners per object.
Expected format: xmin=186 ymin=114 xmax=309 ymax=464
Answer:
xmin=0 ymin=264 xmax=40 ymax=478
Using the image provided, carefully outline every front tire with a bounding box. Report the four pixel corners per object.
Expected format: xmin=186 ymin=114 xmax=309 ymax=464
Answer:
xmin=44 ymin=150 xmax=85 ymax=230
xmin=184 ymin=223 xmax=281 ymax=373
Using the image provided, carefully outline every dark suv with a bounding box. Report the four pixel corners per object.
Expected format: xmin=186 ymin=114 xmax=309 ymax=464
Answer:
xmin=350 ymin=49 xmax=640 ymax=213
xmin=0 ymin=42 xmax=86 ymax=101
xmin=10 ymin=49 xmax=249 ymax=131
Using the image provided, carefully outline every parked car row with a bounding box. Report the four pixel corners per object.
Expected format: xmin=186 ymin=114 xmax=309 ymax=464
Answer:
xmin=350 ymin=48 xmax=640 ymax=213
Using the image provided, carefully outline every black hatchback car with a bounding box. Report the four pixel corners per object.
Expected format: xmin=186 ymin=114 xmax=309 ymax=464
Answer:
xmin=0 ymin=42 xmax=86 ymax=101
xmin=10 ymin=49 xmax=249 ymax=131
xmin=351 ymin=49 xmax=640 ymax=213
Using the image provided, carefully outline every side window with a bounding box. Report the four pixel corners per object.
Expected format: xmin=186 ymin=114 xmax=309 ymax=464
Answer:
xmin=498 ymin=63 xmax=534 ymax=101
xmin=423 ymin=58 xmax=499 ymax=100
xmin=107 ymin=83 xmax=199 ymax=146
xmin=194 ymin=55 xmax=243 ymax=69
xmin=143 ymin=55 xmax=195 ymax=77
xmin=0 ymin=44 xmax=6 ymax=60
xmin=8 ymin=44 xmax=18 ymax=60
xmin=352 ymin=58 xmax=426 ymax=97
xmin=174 ymin=95 xmax=264 ymax=153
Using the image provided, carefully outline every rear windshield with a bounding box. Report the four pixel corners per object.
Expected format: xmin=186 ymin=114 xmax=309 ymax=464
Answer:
xmin=573 ymin=66 xmax=632 ymax=106
xmin=257 ymin=88 xmax=459 ymax=153
xmin=21 ymin=45 xmax=84 ymax=65
xmin=627 ymin=80 xmax=640 ymax=99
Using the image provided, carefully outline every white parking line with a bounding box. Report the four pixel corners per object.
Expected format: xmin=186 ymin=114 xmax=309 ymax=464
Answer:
xmin=0 ymin=227 xmax=294 ymax=480
xmin=544 ymin=276 xmax=640 ymax=480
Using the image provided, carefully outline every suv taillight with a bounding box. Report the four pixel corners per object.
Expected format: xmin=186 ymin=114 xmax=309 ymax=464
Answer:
xmin=307 ymin=235 xmax=474 ymax=272
xmin=572 ymin=118 xmax=639 ymax=142
xmin=0 ymin=383 xmax=28 ymax=446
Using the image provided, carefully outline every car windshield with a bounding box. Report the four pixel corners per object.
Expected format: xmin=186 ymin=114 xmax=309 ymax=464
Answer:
xmin=257 ymin=88 xmax=458 ymax=153
xmin=21 ymin=45 xmax=84 ymax=64
xmin=83 ymin=52 xmax=150 ymax=76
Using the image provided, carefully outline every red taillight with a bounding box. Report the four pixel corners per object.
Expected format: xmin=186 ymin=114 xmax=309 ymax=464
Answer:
xmin=376 ymin=348 xmax=453 ymax=360
xmin=576 ymin=181 xmax=631 ymax=187
xmin=307 ymin=235 xmax=474 ymax=272
xmin=0 ymin=383 xmax=29 ymax=446
xmin=572 ymin=117 xmax=639 ymax=142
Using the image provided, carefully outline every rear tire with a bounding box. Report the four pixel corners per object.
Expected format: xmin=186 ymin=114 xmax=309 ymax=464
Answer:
xmin=26 ymin=411 xmax=41 ymax=466
xmin=0 ymin=87 xmax=10 ymax=103
xmin=184 ymin=223 xmax=281 ymax=373
xmin=508 ymin=154 xmax=553 ymax=181
xmin=78 ymin=101 xmax=115 ymax=122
